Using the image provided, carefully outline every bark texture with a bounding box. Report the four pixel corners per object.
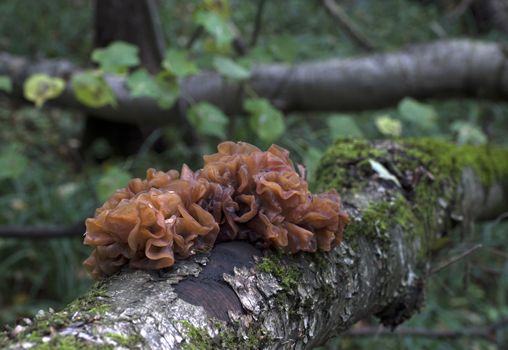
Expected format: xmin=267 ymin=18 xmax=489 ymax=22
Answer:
xmin=1 ymin=40 xmax=507 ymax=125
xmin=1 ymin=139 xmax=508 ymax=349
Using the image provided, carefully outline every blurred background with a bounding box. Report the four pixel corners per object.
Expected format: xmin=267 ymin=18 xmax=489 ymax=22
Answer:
xmin=0 ymin=0 xmax=507 ymax=348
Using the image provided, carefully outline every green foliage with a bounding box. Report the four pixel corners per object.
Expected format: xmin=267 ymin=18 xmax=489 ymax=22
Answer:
xmin=126 ymin=69 xmax=179 ymax=109
xmin=187 ymin=102 xmax=229 ymax=139
xmin=96 ymin=166 xmax=132 ymax=203
xmin=91 ymin=41 xmax=140 ymax=75
xmin=451 ymin=121 xmax=487 ymax=145
xmin=71 ymin=72 xmax=116 ymax=108
xmin=375 ymin=115 xmax=402 ymax=137
xmin=23 ymin=74 xmax=65 ymax=107
xmin=0 ymin=76 xmax=12 ymax=93
xmin=326 ymin=114 xmax=363 ymax=139
xmin=0 ymin=144 xmax=28 ymax=180
xmin=398 ymin=97 xmax=438 ymax=131
xmin=162 ymin=49 xmax=198 ymax=78
xmin=213 ymin=56 xmax=250 ymax=80
xmin=194 ymin=10 xmax=234 ymax=47
xmin=244 ymin=98 xmax=285 ymax=143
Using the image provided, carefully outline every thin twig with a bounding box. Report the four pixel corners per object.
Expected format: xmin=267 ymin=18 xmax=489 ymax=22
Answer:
xmin=320 ymin=0 xmax=376 ymax=52
xmin=0 ymin=221 xmax=85 ymax=239
xmin=344 ymin=317 xmax=508 ymax=342
xmin=250 ymin=0 xmax=267 ymax=47
xmin=431 ymin=243 xmax=483 ymax=274
xmin=186 ymin=26 xmax=204 ymax=50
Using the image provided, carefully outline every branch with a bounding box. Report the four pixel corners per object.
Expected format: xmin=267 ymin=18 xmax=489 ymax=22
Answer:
xmin=431 ymin=243 xmax=483 ymax=274
xmin=0 ymin=40 xmax=507 ymax=125
xmin=320 ymin=0 xmax=376 ymax=52
xmin=250 ymin=0 xmax=267 ymax=47
xmin=0 ymin=222 xmax=85 ymax=239
xmin=2 ymin=139 xmax=507 ymax=349
xmin=344 ymin=317 xmax=508 ymax=342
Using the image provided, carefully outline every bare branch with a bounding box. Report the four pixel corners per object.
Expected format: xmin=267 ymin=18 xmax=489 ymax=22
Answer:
xmin=344 ymin=317 xmax=508 ymax=342
xmin=250 ymin=0 xmax=267 ymax=47
xmin=0 ymin=40 xmax=507 ymax=125
xmin=431 ymin=243 xmax=483 ymax=274
xmin=320 ymin=0 xmax=376 ymax=52
xmin=0 ymin=222 xmax=85 ymax=239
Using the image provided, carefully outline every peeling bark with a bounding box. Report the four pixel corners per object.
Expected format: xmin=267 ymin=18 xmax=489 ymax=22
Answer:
xmin=1 ymin=39 xmax=507 ymax=125
xmin=1 ymin=139 xmax=507 ymax=349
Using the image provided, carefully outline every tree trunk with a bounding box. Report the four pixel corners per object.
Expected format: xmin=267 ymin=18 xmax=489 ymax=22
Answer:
xmin=2 ymin=139 xmax=507 ymax=349
xmin=0 ymin=40 xmax=506 ymax=125
xmin=81 ymin=0 xmax=165 ymax=159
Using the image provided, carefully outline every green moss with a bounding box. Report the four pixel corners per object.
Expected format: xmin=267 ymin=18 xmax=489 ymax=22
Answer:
xmin=256 ymin=253 xmax=302 ymax=290
xmin=31 ymin=335 xmax=103 ymax=350
xmin=316 ymin=138 xmax=508 ymax=260
xmin=315 ymin=138 xmax=386 ymax=192
xmin=1 ymin=282 xmax=111 ymax=348
xmin=179 ymin=319 xmax=270 ymax=350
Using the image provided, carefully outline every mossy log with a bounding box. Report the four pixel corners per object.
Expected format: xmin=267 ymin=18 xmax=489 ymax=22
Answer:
xmin=2 ymin=139 xmax=508 ymax=350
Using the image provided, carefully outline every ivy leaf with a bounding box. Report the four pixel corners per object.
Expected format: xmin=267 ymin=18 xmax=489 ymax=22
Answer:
xmin=162 ymin=49 xmax=198 ymax=78
xmin=244 ymin=98 xmax=285 ymax=143
xmin=194 ymin=10 xmax=234 ymax=47
xmin=72 ymin=72 xmax=116 ymax=108
xmin=187 ymin=102 xmax=229 ymax=138
xmin=23 ymin=74 xmax=65 ymax=107
xmin=0 ymin=75 xmax=12 ymax=93
xmin=398 ymin=97 xmax=437 ymax=130
xmin=375 ymin=115 xmax=402 ymax=137
xmin=91 ymin=41 xmax=140 ymax=75
xmin=326 ymin=114 xmax=363 ymax=139
xmin=0 ymin=144 xmax=28 ymax=180
xmin=213 ymin=57 xmax=250 ymax=81
xmin=96 ymin=166 xmax=132 ymax=203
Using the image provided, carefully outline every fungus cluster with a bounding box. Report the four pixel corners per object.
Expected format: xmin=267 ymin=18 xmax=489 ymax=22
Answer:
xmin=83 ymin=142 xmax=349 ymax=279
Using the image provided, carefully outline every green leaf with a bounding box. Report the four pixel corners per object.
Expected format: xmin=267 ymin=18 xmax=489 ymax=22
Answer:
xmin=96 ymin=166 xmax=132 ymax=203
xmin=162 ymin=49 xmax=198 ymax=78
xmin=326 ymin=114 xmax=363 ymax=139
xmin=153 ymin=72 xmax=180 ymax=109
xmin=303 ymin=147 xmax=323 ymax=182
xmin=269 ymin=34 xmax=298 ymax=62
xmin=71 ymin=72 xmax=116 ymax=108
xmin=213 ymin=57 xmax=250 ymax=80
xmin=398 ymin=97 xmax=437 ymax=130
xmin=0 ymin=75 xmax=12 ymax=93
xmin=91 ymin=41 xmax=140 ymax=74
xmin=126 ymin=69 xmax=179 ymax=109
xmin=194 ymin=10 xmax=234 ymax=47
xmin=126 ymin=69 xmax=161 ymax=98
xmin=187 ymin=102 xmax=229 ymax=138
xmin=451 ymin=121 xmax=487 ymax=145
xmin=244 ymin=98 xmax=285 ymax=143
xmin=0 ymin=144 xmax=28 ymax=180
xmin=23 ymin=74 xmax=65 ymax=107
xmin=375 ymin=115 xmax=402 ymax=137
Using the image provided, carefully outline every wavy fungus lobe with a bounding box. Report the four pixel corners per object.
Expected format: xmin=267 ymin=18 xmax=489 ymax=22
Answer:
xmin=83 ymin=142 xmax=349 ymax=279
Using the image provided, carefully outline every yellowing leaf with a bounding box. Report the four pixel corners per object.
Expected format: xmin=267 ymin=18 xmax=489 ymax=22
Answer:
xmin=23 ymin=74 xmax=65 ymax=107
xmin=375 ymin=115 xmax=402 ymax=137
xmin=72 ymin=72 xmax=116 ymax=108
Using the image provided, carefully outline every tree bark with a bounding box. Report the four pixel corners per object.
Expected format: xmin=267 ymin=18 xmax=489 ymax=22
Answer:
xmin=2 ymin=139 xmax=507 ymax=349
xmin=1 ymin=40 xmax=507 ymax=125
xmin=82 ymin=0 xmax=166 ymax=159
